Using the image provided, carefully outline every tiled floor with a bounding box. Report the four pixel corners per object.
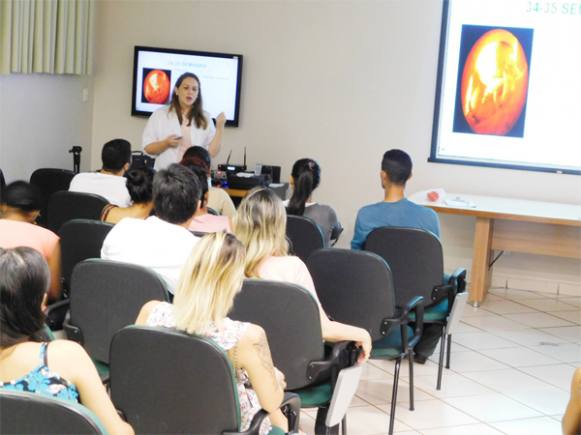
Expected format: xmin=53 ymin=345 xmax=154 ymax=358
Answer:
xmin=300 ymin=287 xmax=580 ymax=434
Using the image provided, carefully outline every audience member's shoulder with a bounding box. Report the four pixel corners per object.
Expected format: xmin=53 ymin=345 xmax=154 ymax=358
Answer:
xmin=47 ymin=339 xmax=87 ymax=358
xmin=8 ymin=220 xmax=59 ymax=241
xmin=358 ymin=201 xmax=384 ymax=216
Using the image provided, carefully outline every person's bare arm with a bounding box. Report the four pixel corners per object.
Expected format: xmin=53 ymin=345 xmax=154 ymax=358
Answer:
xmin=135 ymin=300 xmax=162 ymax=325
xmin=319 ymin=307 xmax=372 ymax=363
xmin=49 ymin=341 xmax=134 ymax=435
xmin=207 ymin=113 xmax=226 ymax=158
xmin=234 ymin=324 xmax=288 ymax=431
xmin=144 ymin=135 xmax=181 ymax=156
xmin=46 ymin=242 xmax=62 ymax=302
xmin=563 ymin=368 xmax=581 ymax=435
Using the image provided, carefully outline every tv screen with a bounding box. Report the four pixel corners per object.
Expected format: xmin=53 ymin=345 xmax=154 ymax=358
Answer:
xmin=132 ymin=46 xmax=243 ymax=127
xmin=430 ymin=0 xmax=581 ymax=175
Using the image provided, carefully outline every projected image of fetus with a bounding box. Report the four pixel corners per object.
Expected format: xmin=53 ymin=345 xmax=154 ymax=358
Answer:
xmin=141 ymin=68 xmax=172 ymax=104
xmin=453 ymin=25 xmax=533 ymax=137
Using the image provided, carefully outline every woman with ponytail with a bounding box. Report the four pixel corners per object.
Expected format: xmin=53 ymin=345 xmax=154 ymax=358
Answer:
xmin=286 ymin=158 xmax=342 ymax=246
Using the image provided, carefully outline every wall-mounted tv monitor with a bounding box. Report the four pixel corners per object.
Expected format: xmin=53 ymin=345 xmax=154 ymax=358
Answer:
xmin=132 ymin=46 xmax=243 ymax=127
xmin=430 ymin=0 xmax=581 ymax=175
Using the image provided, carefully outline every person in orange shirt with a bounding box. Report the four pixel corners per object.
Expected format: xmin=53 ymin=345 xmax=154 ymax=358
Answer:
xmin=0 ymin=181 xmax=62 ymax=301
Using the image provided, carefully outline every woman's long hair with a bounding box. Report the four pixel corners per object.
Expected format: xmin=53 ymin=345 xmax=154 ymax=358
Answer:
xmin=287 ymin=158 xmax=321 ymax=216
xmin=0 ymin=247 xmax=50 ymax=348
xmin=173 ymin=233 xmax=245 ymax=335
xmin=169 ymin=72 xmax=208 ymax=130
xmin=233 ymin=188 xmax=288 ymax=277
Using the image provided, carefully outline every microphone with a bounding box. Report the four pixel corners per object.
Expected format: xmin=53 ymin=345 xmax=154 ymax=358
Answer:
xmin=243 ymin=146 xmax=247 ymax=169
xmin=226 ymin=149 xmax=232 ymax=165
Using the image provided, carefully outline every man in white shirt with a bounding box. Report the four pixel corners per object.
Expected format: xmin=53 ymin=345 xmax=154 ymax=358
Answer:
xmin=69 ymin=139 xmax=132 ymax=207
xmin=101 ymin=164 xmax=201 ymax=293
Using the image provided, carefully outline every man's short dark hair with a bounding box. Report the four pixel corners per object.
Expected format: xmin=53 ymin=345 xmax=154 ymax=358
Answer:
xmin=381 ymin=149 xmax=412 ymax=185
xmin=102 ymin=139 xmax=131 ymax=171
xmin=153 ymin=164 xmax=200 ymax=224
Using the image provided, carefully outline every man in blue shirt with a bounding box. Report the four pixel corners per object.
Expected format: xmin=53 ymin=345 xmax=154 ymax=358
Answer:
xmin=351 ymin=149 xmax=439 ymax=250
xmin=351 ymin=149 xmax=441 ymax=363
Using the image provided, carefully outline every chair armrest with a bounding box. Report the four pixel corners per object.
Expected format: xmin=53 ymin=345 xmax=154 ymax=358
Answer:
xmin=400 ymin=296 xmax=424 ymax=351
xmin=448 ymin=267 xmax=467 ymax=293
xmin=329 ymin=225 xmax=344 ymax=247
xmin=430 ymin=283 xmax=456 ymax=305
xmin=280 ymin=392 xmax=301 ymax=432
xmin=224 ymin=393 xmax=301 ymax=435
xmin=44 ymin=299 xmax=70 ymax=331
xmin=381 ymin=296 xmax=424 ymax=333
xmin=306 ymin=341 xmax=354 ymax=386
xmin=63 ymin=314 xmax=84 ymax=344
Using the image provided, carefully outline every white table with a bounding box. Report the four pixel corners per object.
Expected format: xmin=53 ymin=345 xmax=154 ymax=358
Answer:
xmin=411 ymin=192 xmax=581 ymax=306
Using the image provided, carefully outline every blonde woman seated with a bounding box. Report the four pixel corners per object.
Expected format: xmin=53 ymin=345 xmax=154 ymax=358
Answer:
xmin=136 ymin=233 xmax=289 ymax=434
xmin=234 ymin=188 xmax=372 ymax=361
xmin=101 ymin=168 xmax=154 ymax=224
xmin=0 ymin=247 xmax=133 ymax=435
xmin=185 ymin=165 xmax=231 ymax=233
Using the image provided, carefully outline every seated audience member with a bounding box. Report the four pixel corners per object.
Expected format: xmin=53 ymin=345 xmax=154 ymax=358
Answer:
xmin=234 ymin=188 xmax=371 ymax=361
xmin=101 ymin=168 xmax=154 ymax=224
xmin=286 ymin=158 xmax=342 ymax=246
xmin=0 ymin=247 xmax=133 ymax=435
xmin=0 ymin=181 xmax=61 ymax=301
xmin=351 ymin=149 xmax=439 ymax=250
xmin=101 ymin=164 xmax=200 ymax=294
xmin=351 ymin=149 xmax=440 ymax=363
xmin=563 ymin=368 xmax=581 ymax=435
xmin=136 ymin=232 xmax=288 ymax=434
xmin=69 ymin=138 xmax=132 ymax=207
xmin=185 ymin=166 xmax=231 ymax=233
xmin=180 ymin=146 xmax=236 ymax=217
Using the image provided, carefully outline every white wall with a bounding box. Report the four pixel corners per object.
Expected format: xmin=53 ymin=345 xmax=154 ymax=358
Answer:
xmin=90 ymin=0 xmax=581 ymax=293
xmin=0 ymin=74 xmax=93 ymax=182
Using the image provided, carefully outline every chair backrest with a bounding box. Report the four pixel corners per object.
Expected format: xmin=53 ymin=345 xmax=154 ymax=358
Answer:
xmin=306 ymin=249 xmax=397 ymax=341
xmin=364 ymin=227 xmax=444 ymax=307
xmin=110 ymin=326 xmax=240 ymax=434
xmin=59 ymin=219 xmax=114 ymax=290
xmin=47 ymin=190 xmax=109 ymax=233
xmin=229 ymin=279 xmax=325 ymax=390
xmin=29 ymin=168 xmax=75 ymax=227
xmin=0 ymin=390 xmax=105 ymax=434
xmin=286 ymin=215 xmax=325 ymax=262
xmin=69 ymin=259 xmax=170 ymax=364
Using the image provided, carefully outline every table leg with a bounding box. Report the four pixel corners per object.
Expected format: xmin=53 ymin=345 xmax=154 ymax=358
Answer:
xmin=470 ymin=217 xmax=494 ymax=306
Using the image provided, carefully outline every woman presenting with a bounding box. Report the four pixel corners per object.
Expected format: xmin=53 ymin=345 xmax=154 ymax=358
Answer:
xmin=142 ymin=72 xmax=226 ymax=170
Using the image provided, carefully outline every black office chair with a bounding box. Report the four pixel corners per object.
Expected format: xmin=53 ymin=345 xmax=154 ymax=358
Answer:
xmin=59 ymin=219 xmax=114 ymax=292
xmin=29 ymin=168 xmax=75 ymax=227
xmin=45 ymin=219 xmax=115 ymax=331
xmin=229 ymin=279 xmax=356 ymax=435
xmin=47 ymin=190 xmax=109 ymax=233
xmin=364 ymin=227 xmax=466 ymax=390
xmin=110 ymin=325 xmax=300 ymax=434
xmin=306 ymin=249 xmax=424 ymax=435
xmin=0 ymin=390 xmax=105 ymax=434
xmin=64 ymin=259 xmax=170 ymax=379
xmin=286 ymin=215 xmax=325 ymax=262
